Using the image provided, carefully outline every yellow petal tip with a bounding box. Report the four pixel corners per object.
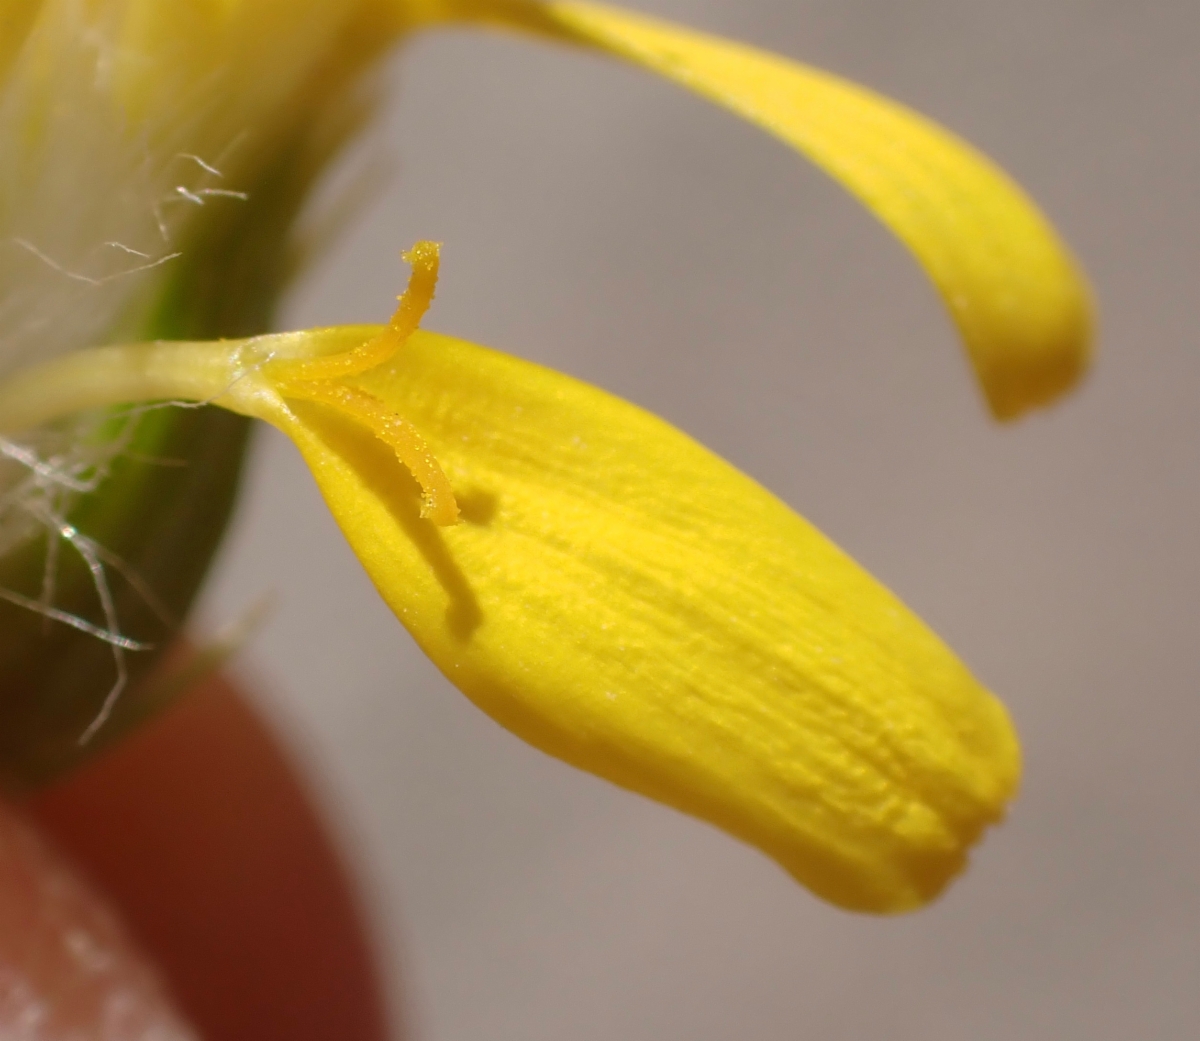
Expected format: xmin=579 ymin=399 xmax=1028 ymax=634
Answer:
xmin=975 ymin=273 xmax=1095 ymax=422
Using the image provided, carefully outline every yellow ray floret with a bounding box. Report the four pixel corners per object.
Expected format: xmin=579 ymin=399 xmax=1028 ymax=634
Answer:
xmin=405 ymin=0 xmax=1093 ymax=419
xmin=296 ymin=329 xmax=1022 ymax=912
xmin=5 ymin=0 xmax=1092 ymax=411
xmin=0 ymin=248 xmax=1020 ymax=913
xmin=2 ymin=2 xmax=1092 ymax=402
xmin=0 ymin=1 xmax=1085 ymax=910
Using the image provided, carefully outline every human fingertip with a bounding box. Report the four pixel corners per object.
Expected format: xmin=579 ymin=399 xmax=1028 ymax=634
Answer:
xmin=0 ymin=798 xmax=198 ymax=1041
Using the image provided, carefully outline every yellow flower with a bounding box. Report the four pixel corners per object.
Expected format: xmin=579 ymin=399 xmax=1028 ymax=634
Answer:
xmin=0 ymin=0 xmax=1092 ymax=912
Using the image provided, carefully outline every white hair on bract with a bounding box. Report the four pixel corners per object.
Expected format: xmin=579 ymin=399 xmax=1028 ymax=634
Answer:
xmin=0 ymin=1 xmax=398 ymax=719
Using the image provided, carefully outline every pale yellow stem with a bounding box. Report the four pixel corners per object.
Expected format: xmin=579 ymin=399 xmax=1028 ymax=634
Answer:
xmin=0 ymin=329 xmax=460 ymax=527
xmin=0 ymin=341 xmax=264 ymax=435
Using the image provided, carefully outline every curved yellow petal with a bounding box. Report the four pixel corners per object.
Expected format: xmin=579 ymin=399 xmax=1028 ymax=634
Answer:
xmin=263 ymin=326 xmax=1020 ymax=913
xmin=0 ymin=238 xmax=1022 ymax=910
xmin=408 ymin=0 xmax=1093 ymax=419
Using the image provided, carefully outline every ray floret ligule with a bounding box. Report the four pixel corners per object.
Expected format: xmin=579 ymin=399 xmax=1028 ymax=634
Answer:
xmin=0 ymin=0 xmax=1093 ymax=912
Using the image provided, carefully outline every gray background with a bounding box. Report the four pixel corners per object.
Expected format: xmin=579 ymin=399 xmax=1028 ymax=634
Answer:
xmin=199 ymin=1 xmax=1200 ymax=1038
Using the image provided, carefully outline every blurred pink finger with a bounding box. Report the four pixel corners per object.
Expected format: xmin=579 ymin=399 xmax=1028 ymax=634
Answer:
xmin=0 ymin=797 xmax=197 ymax=1040
xmin=28 ymin=671 xmax=393 ymax=1041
